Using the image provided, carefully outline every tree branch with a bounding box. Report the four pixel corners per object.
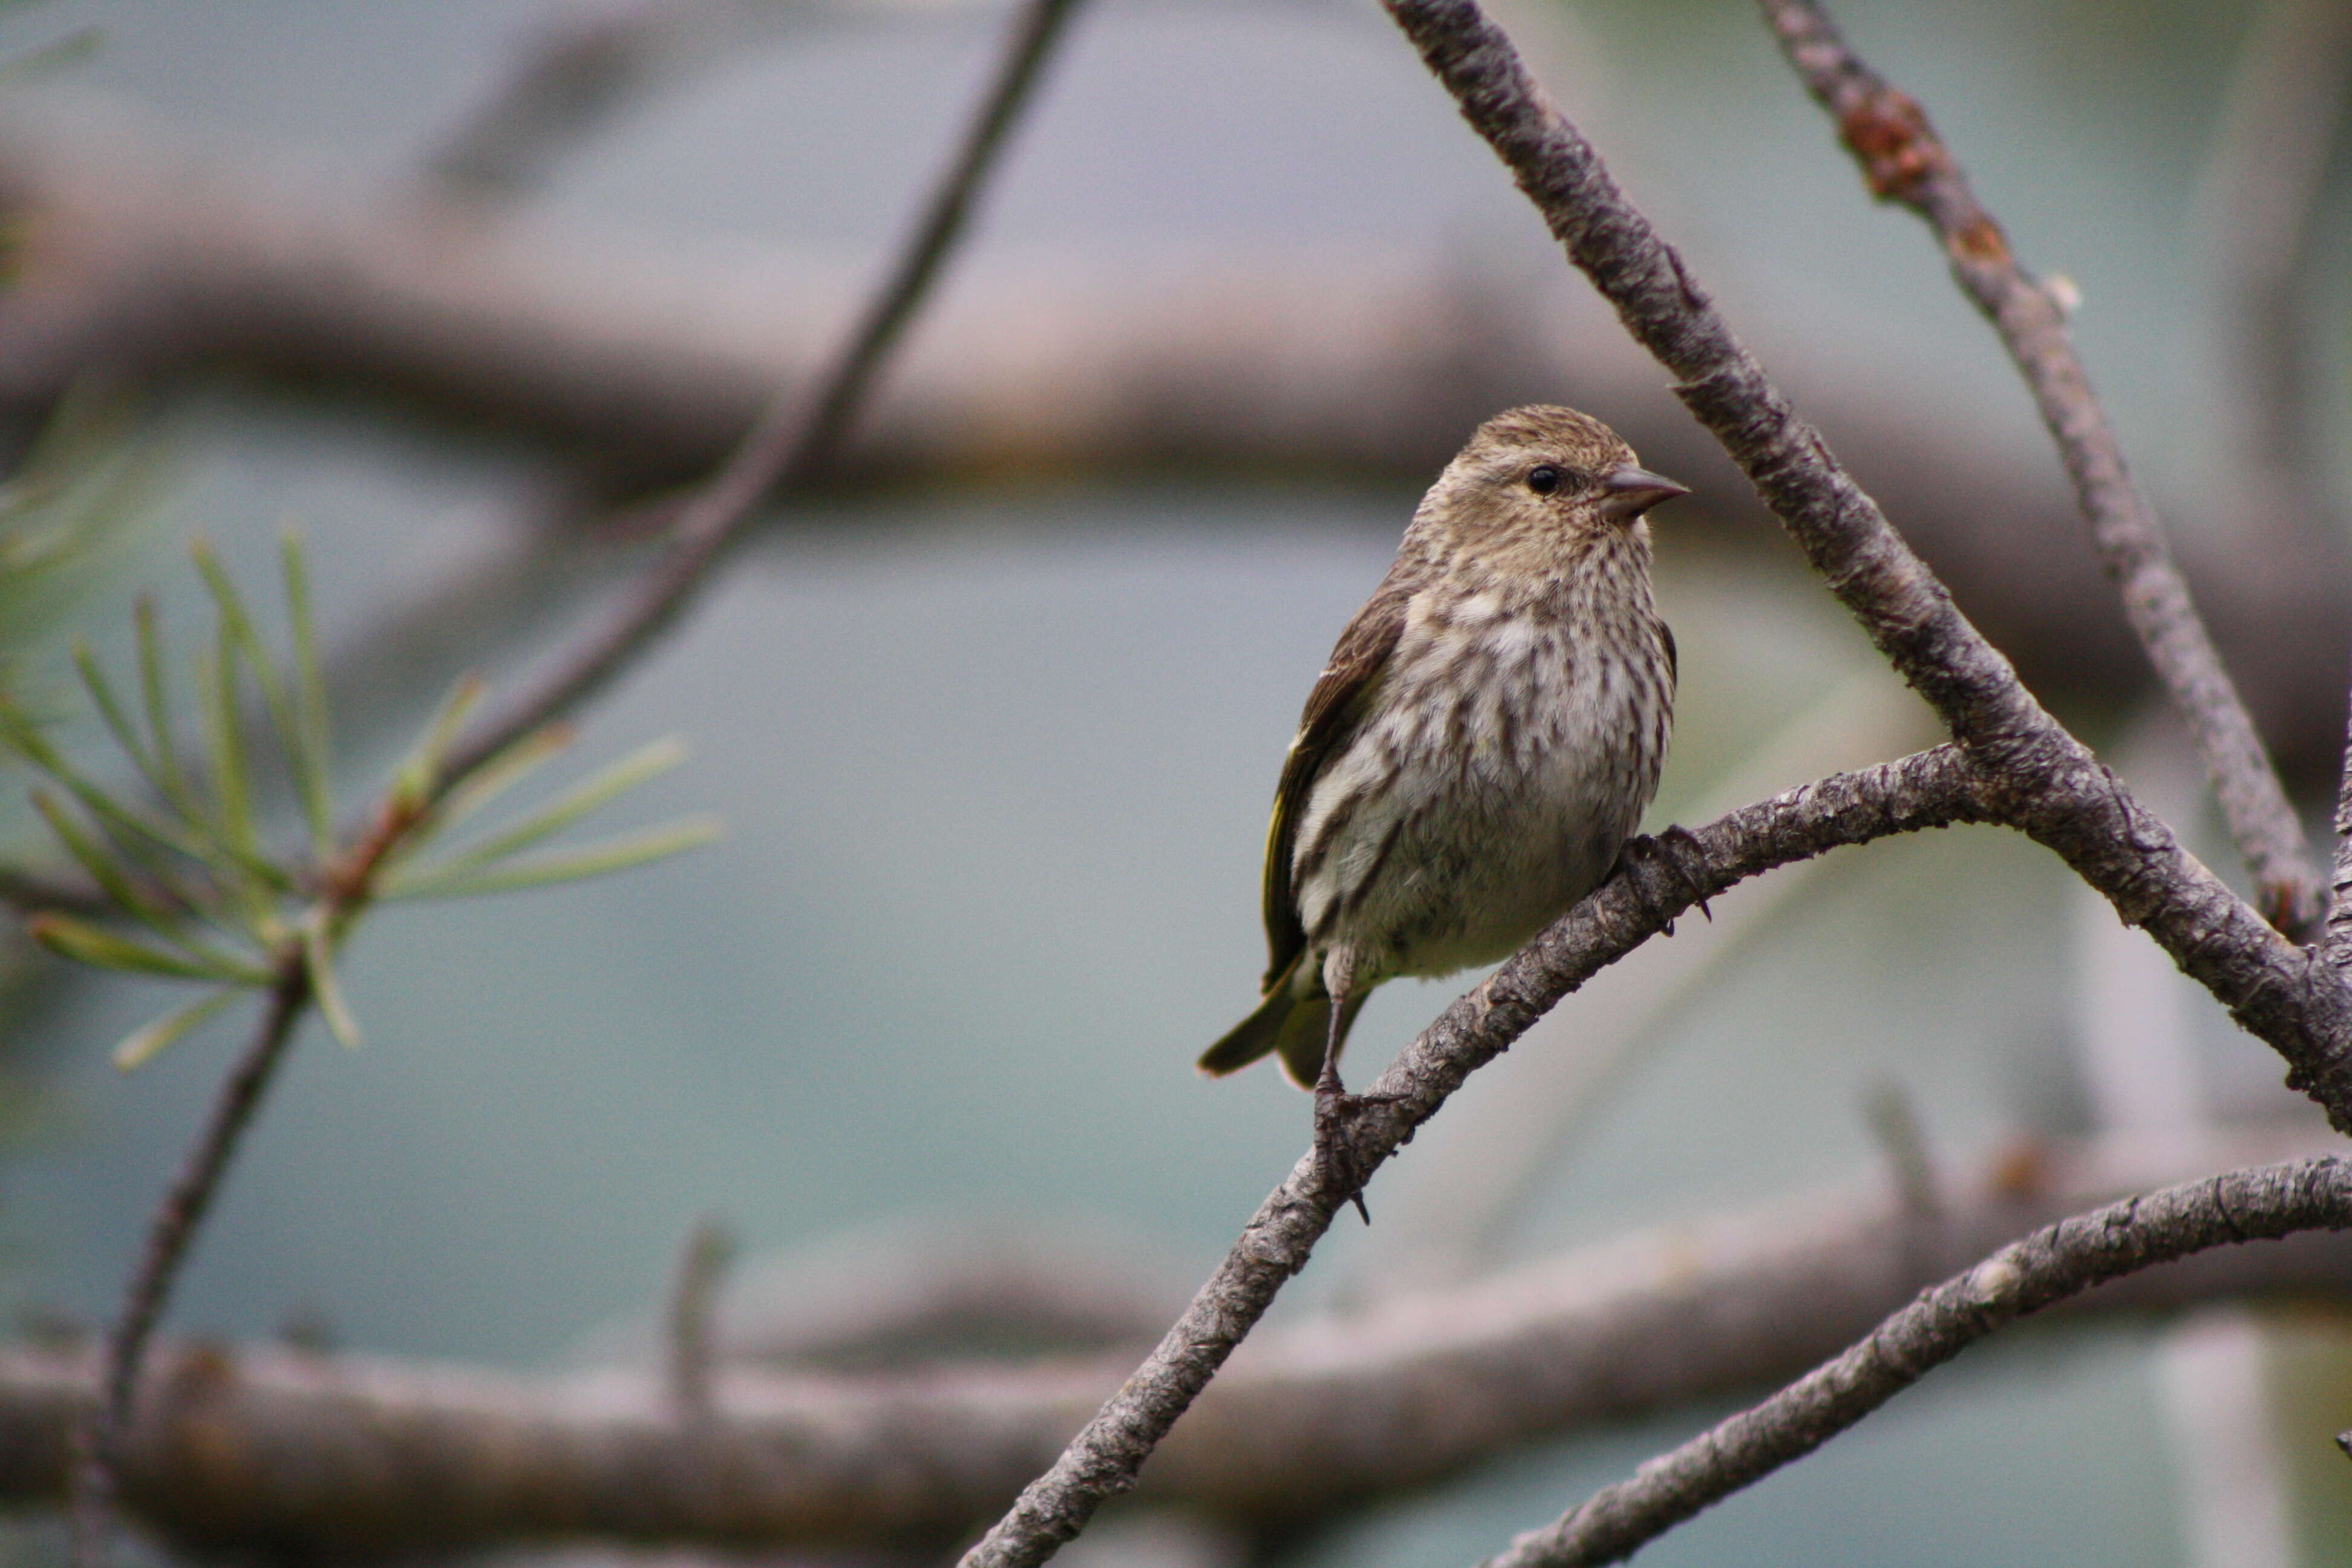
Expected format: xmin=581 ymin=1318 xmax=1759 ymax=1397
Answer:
xmin=68 ymin=964 xmax=310 ymax=1565
xmin=56 ymin=0 xmax=1089 ymax=1557
xmin=955 ymin=748 xmax=1996 ymax=1568
xmin=10 ymin=115 xmax=2352 ymax=784
xmin=440 ymin=0 xmax=1086 ymax=782
xmin=1483 ymin=1155 xmax=2352 ymax=1568
xmin=2 ymin=1125 xmax=2334 ymax=1554
xmin=1372 ymin=0 xmax=2352 ymax=1129
xmin=960 ymin=2 xmax=2352 ymax=1560
xmin=664 ymin=1215 xmax=733 ymax=1424
xmin=1756 ymin=0 xmax=2323 ymax=939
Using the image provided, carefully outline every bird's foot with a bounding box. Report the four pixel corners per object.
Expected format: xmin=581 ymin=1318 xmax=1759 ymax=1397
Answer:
xmin=1313 ymin=1080 xmax=1405 ymax=1224
xmin=1615 ymin=825 xmax=1714 ymax=932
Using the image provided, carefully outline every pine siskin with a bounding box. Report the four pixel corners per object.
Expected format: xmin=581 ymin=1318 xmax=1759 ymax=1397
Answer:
xmin=1199 ymin=405 xmax=1687 ymax=1203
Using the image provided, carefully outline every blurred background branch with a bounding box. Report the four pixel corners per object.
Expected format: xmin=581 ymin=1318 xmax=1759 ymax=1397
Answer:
xmin=1762 ymin=0 xmax=2322 ymax=935
xmin=0 ymin=1123 xmax=2334 ymax=1556
xmin=1487 ymin=1156 xmax=2352 ymax=1568
xmin=1 ymin=100 xmax=2350 ymax=788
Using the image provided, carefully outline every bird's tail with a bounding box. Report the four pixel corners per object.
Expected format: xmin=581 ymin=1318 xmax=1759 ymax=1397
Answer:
xmin=1197 ymin=954 xmax=1367 ymax=1088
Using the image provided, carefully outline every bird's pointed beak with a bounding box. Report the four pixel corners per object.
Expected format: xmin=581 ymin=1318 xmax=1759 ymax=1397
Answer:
xmin=1600 ymin=466 xmax=1691 ymax=521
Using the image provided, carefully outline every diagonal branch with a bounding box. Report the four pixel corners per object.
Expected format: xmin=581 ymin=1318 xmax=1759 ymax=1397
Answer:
xmin=967 ymin=4 xmax=2352 ymax=1563
xmin=1756 ymin=0 xmax=2324 ymax=938
xmin=62 ymin=1 xmax=1089 ymax=1560
xmin=442 ymin=0 xmax=1086 ymax=783
xmin=67 ymin=964 xmax=310 ymax=1563
xmin=1483 ymin=1155 xmax=2352 ymax=1568
xmin=1372 ymin=0 xmax=2352 ymax=1128
xmin=956 ymin=747 xmax=1997 ymax=1568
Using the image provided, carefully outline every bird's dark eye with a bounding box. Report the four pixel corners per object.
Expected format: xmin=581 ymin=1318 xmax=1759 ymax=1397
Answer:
xmin=1527 ymin=465 xmax=1561 ymax=495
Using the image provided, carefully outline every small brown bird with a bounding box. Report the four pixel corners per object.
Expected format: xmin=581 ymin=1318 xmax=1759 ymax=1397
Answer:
xmin=1200 ymin=406 xmax=1685 ymax=1188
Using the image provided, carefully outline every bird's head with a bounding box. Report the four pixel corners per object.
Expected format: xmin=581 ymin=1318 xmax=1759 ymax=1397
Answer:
xmin=1419 ymin=404 xmax=1689 ymax=570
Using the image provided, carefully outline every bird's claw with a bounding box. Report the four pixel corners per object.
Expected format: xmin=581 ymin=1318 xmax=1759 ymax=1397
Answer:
xmin=1615 ymin=825 xmax=1713 ymax=930
xmin=1313 ymin=1083 xmax=1403 ymax=1224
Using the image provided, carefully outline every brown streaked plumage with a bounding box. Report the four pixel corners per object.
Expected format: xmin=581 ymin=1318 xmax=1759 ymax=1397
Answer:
xmin=1200 ymin=405 xmax=1685 ymax=1134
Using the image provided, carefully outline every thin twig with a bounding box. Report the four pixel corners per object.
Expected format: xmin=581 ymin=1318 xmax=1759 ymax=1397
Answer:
xmin=64 ymin=2 xmax=1087 ymax=1552
xmin=1858 ymin=1080 xmax=1938 ymax=1219
xmin=966 ymin=1 xmax=2352 ymax=1558
xmin=1368 ymin=0 xmax=2352 ymax=1124
xmin=1756 ymin=0 xmax=2324 ymax=938
xmin=665 ymin=1214 xmax=734 ymax=1424
xmin=1483 ymin=1157 xmax=2352 ymax=1568
xmin=67 ymin=963 xmax=310 ymax=1565
xmin=956 ymin=748 xmax=1996 ymax=1568
xmin=442 ymin=0 xmax=1086 ymax=785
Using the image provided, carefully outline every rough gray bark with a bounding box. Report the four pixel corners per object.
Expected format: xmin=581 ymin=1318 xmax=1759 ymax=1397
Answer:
xmin=952 ymin=5 xmax=2352 ymax=1565
xmin=1757 ymin=0 xmax=2322 ymax=937
xmin=1372 ymin=0 xmax=2352 ymax=1127
xmin=1484 ymin=1157 xmax=2352 ymax=1568
xmin=956 ymin=750 xmax=1998 ymax=1568
xmin=0 ymin=1126 xmax=2336 ymax=1555
xmin=56 ymin=0 xmax=1092 ymax=1559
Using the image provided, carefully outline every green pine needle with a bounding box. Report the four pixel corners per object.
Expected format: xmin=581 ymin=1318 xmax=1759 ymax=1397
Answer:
xmin=411 ymin=736 xmax=690 ymax=881
xmin=113 ymin=985 xmax=238 ymax=1072
xmin=419 ymin=723 xmax=575 ymax=845
xmin=279 ymin=528 xmax=335 ymax=857
xmin=135 ymin=595 xmax=194 ymax=809
xmin=385 ymin=815 xmax=722 ymax=900
xmin=302 ymin=912 xmax=360 ymax=1049
xmin=199 ymin=618 xmax=256 ymax=861
xmin=394 ymin=675 xmax=486 ymax=808
xmin=29 ymin=912 xmax=268 ymax=984
xmin=71 ymin=638 xmax=161 ymax=788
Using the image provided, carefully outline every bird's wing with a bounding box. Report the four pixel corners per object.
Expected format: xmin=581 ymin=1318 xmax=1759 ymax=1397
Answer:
xmin=1260 ymin=578 xmax=1412 ymax=991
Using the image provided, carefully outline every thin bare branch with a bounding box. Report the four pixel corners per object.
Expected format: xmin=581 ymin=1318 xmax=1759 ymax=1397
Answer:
xmin=665 ymin=1215 xmax=734 ymax=1424
xmin=1483 ymin=1156 xmax=2352 ymax=1568
xmin=67 ymin=964 xmax=309 ymax=1567
xmin=1756 ymin=0 xmax=2324 ymax=938
xmin=956 ymin=747 xmax=1996 ymax=1568
xmin=441 ymin=0 xmax=1086 ymax=783
xmin=1372 ymin=0 xmax=2352 ymax=1128
xmin=958 ymin=2 xmax=2352 ymax=1560
xmin=59 ymin=1 xmax=1088 ymax=1554
xmin=9 ymin=1125 xmax=2337 ymax=1555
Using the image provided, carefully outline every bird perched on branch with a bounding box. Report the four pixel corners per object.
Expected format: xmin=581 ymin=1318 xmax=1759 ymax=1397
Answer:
xmin=1198 ymin=405 xmax=1687 ymax=1212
